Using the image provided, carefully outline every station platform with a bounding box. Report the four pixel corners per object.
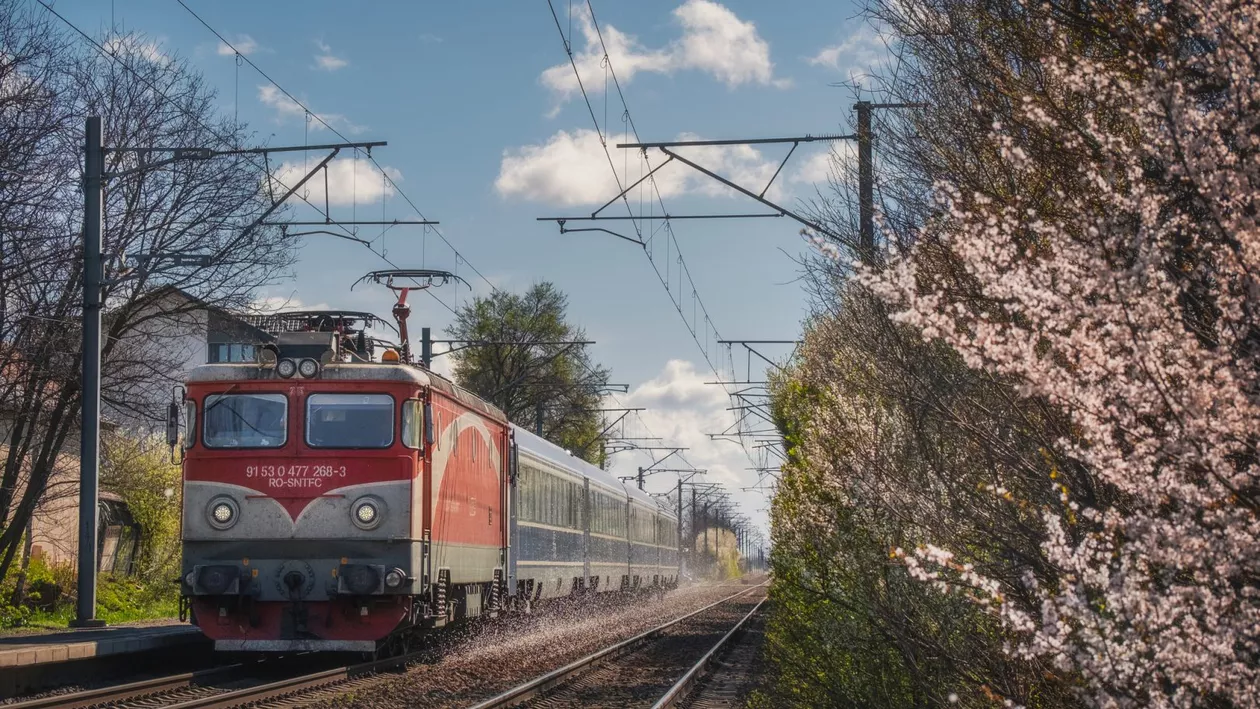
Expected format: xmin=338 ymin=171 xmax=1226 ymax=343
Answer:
xmin=0 ymin=622 xmax=209 ymax=696
xmin=0 ymin=622 xmax=203 ymax=668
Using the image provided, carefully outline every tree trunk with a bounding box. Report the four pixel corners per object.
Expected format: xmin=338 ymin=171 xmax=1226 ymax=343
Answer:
xmin=10 ymin=514 xmax=34 ymax=606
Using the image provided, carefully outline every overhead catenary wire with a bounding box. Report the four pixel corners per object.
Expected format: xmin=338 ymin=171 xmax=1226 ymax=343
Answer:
xmin=174 ymin=0 xmax=498 ymax=297
xmin=35 ymin=0 xmax=471 ymax=348
xmin=545 ymin=0 xmax=759 ymax=467
xmin=55 ymin=0 xmax=715 ymax=479
xmin=585 ymin=1 xmax=781 ymax=466
xmin=176 ymin=1 xmax=718 ymax=477
xmin=31 ymin=1 xmax=457 ymax=317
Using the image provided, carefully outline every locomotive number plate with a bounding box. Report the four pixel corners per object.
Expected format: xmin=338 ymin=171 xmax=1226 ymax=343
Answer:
xmin=245 ymin=464 xmax=347 ymax=489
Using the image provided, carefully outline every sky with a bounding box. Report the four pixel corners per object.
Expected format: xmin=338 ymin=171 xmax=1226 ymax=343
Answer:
xmin=50 ymin=0 xmax=884 ymax=539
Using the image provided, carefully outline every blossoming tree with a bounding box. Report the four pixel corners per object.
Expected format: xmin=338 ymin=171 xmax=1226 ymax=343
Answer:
xmin=832 ymin=1 xmax=1260 ymax=705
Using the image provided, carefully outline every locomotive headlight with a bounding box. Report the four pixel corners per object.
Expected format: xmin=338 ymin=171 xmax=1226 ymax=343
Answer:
xmin=276 ymin=358 xmax=297 ymax=378
xmin=212 ymin=503 xmax=233 ymax=524
xmin=207 ymin=497 xmax=238 ymax=530
xmin=352 ymin=498 xmax=381 ymax=530
xmin=384 ymin=568 xmax=406 ymax=589
xmin=298 ymin=358 xmax=320 ymax=378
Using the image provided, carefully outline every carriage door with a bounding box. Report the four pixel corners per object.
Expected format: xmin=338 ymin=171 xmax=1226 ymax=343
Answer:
xmin=582 ymin=478 xmax=591 ymax=589
xmin=626 ymin=502 xmax=633 ymax=582
xmin=506 ymin=433 xmax=518 ymax=597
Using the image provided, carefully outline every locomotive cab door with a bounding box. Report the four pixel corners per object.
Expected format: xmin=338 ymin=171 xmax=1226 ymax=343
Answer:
xmin=421 ymin=397 xmax=435 ymax=606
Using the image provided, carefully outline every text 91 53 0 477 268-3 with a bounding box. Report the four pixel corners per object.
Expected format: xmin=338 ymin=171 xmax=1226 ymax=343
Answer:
xmin=244 ymin=464 xmax=347 ymax=488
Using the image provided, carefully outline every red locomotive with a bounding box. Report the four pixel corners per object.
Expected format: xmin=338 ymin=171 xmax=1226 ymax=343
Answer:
xmin=176 ymin=305 xmax=678 ymax=653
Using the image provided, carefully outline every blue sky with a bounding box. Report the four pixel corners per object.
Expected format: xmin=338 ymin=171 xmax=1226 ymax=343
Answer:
xmin=53 ymin=0 xmax=883 ymax=535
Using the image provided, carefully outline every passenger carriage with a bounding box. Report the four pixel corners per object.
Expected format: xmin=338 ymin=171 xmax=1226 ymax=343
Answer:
xmin=511 ymin=429 xmax=678 ymax=601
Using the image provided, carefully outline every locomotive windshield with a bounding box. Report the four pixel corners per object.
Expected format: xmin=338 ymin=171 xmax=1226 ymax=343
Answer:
xmin=203 ymin=393 xmax=288 ymax=448
xmin=306 ymin=393 xmax=394 ymax=448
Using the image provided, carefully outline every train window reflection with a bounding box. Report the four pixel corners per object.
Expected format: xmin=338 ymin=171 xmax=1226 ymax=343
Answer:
xmin=203 ymin=393 xmax=287 ymax=448
xmin=401 ymin=400 xmax=422 ymax=449
xmin=307 ymin=394 xmax=395 ymax=448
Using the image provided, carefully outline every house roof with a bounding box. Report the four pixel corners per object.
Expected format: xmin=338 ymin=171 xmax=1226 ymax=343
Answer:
xmin=142 ymin=286 xmax=274 ymax=343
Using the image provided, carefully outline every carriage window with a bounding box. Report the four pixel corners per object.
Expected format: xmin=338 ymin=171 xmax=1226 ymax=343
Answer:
xmin=401 ymin=400 xmax=422 ymax=449
xmin=306 ymin=394 xmax=394 ymax=448
xmin=203 ymin=393 xmax=287 ymax=448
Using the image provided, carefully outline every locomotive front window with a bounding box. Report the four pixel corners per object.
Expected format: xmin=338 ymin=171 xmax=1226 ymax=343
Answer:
xmin=203 ymin=393 xmax=288 ymax=448
xmin=306 ymin=394 xmax=395 ymax=449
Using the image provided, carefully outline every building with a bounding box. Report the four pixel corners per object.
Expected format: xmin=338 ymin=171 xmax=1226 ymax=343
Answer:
xmin=13 ymin=287 xmax=272 ymax=573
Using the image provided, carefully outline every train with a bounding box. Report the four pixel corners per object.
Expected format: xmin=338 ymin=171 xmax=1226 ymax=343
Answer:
xmin=174 ymin=319 xmax=679 ymax=654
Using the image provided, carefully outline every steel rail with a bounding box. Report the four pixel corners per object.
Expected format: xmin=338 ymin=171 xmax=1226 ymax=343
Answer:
xmin=651 ymin=597 xmax=767 ymax=708
xmin=465 ymin=583 xmax=767 ymax=709
xmin=163 ymin=649 xmax=414 ymax=709
xmin=7 ymin=662 xmax=244 ymax=709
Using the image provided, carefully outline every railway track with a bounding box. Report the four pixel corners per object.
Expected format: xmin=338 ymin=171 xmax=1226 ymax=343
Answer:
xmin=466 ymin=584 xmax=767 ymax=709
xmin=661 ymin=596 xmax=768 ymax=709
xmin=5 ymin=653 xmax=345 ymax=709
xmin=7 ymin=583 xmax=766 ymax=709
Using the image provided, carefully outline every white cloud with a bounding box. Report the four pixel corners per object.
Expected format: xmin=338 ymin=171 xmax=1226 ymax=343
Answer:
xmin=313 ymin=40 xmax=348 ymax=71
xmin=272 ymin=157 xmax=401 ymax=207
xmin=103 ymin=35 xmax=169 ymax=66
xmin=608 ymin=359 xmax=773 ymax=536
xmin=806 ymin=25 xmax=888 ymax=84
xmin=672 ymin=0 xmax=782 ymax=87
xmin=541 ymin=0 xmax=786 ymax=111
xmin=419 ymin=33 xmax=444 ymax=44
xmin=792 ymin=150 xmax=834 ymax=185
xmin=258 ymin=85 xmax=304 ymax=119
xmin=790 ymin=142 xmax=858 ymax=186
xmin=428 ymin=351 xmax=455 ymax=380
xmin=496 ymin=129 xmax=796 ymax=206
xmin=497 ymin=129 xmax=648 ymax=206
xmin=217 ymin=34 xmax=260 ymax=56
xmin=257 ymin=85 xmax=366 ymax=134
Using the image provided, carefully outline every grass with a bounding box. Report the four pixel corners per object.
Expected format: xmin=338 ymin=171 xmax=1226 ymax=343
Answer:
xmin=5 ymin=594 xmax=179 ymax=632
xmin=1 ymin=559 xmax=180 ymax=633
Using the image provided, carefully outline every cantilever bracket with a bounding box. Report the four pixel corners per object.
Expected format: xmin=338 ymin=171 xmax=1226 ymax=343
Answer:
xmin=556 ymin=222 xmax=645 ymax=247
xmin=591 ymin=154 xmax=674 ymax=218
xmin=658 ymin=146 xmax=842 ymax=241
xmin=104 ymin=140 xmax=388 ymax=180
xmin=536 ymin=133 xmax=853 ymax=245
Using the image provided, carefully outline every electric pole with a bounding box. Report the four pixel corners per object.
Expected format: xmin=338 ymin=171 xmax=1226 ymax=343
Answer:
xmin=676 ymin=478 xmax=682 ymax=569
xmin=856 ymin=101 xmax=874 ymax=260
xmin=691 ymin=487 xmax=697 ymax=567
xmin=73 ymin=116 xmax=105 ymax=628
